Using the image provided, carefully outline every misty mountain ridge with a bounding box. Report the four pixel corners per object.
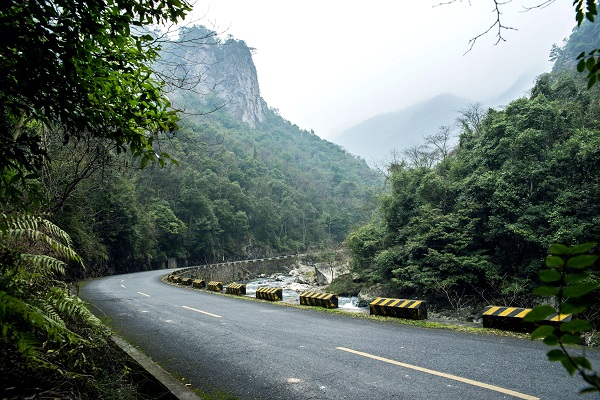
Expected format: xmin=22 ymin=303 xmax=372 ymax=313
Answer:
xmin=332 ymin=93 xmax=472 ymax=164
xmin=332 ymin=72 xmax=541 ymax=164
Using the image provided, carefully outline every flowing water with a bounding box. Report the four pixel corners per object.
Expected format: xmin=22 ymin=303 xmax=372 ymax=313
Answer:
xmin=243 ymin=275 xmax=368 ymax=313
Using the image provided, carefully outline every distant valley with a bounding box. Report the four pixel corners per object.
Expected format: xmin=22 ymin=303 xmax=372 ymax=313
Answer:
xmin=330 ymin=73 xmax=538 ymax=164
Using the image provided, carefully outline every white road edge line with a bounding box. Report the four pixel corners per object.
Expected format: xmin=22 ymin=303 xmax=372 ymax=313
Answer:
xmin=336 ymin=347 xmax=540 ymax=400
xmin=137 ymin=292 xmax=151 ymax=297
xmin=182 ymin=305 xmax=222 ymax=318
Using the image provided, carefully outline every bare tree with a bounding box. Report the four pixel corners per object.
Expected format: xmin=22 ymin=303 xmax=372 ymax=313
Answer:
xmin=456 ymin=102 xmax=487 ymax=136
xmin=425 ymin=125 xmax=454 ymax=162
xmin=403 ymin=145 xmax=437 ymax=169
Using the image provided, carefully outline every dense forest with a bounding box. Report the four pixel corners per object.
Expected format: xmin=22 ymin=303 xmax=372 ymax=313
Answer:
xmin=0 ymin=3 xmax=382 ymax=397
xmin=2 ymin=0 xmax=600 ymax=397
xmin=345 ymin=21 xmax=600 ymax=314
xmin=50 ymin=103 xmax=382 ymax=276
xmin=6 ymin=25 xmax=383 ymax=277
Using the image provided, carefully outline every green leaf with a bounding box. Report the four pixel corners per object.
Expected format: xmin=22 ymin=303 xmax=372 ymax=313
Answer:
xmin=561 ymin=333 xmax=583 ymax=345
xmin=565 ymin=272 xmax=590 ymax=283
xmin=533 ymin=286 xmax=560 ymax=296
xmin=561 ymin=358 xmax=577 ymax=375
xmin=579 ymin=387 xmax=599 ymax=394
xmin=588 ymin=73 xmax=597 ymax=89
xmin=573 ymin=356 xmax=593 ymax=370
xmin=577 ymin=51 xmax=587 ymax=60
xmin=560 ymin=319 xmax=593 ymax=333
xmin=577 ymin=10 xmax=585 ymax=26
xmin=546 ymin=256 xmax=564 ymax=267
xmin=524 ymin=305 xmax=556 ymax=322
xmin=563 ymin=282 xmax=600 ymax=298
xmin=544 ymin=334 xmax=559 ymax=345
xmin=550 ymin=244 xmax=569 ymax=255
xmin=561 ymin=302 xmax=587 ymax=314
xmin=539 ymin=269 xmax=561 ymax=283
xmin=568 ymin=242 xmax=596 ymax=255
xmin=566 ymin=255 xmax=598 ymax=269
xmin=530 ymin=325 xmax=555 ymax=340
xmin=547 ymin=349 xmax=567 ymax=362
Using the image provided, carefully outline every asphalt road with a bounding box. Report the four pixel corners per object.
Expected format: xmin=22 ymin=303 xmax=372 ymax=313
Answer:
xmin=79 ymin=269 xmax=600 ymax=400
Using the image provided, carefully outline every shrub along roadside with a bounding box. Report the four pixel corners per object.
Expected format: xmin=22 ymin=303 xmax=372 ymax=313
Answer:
xmin=0 ymin=212 xmax=177 ymax=399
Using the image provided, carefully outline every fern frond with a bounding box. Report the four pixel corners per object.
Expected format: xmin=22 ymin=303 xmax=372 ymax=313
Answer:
xmin=0 ymin=213 xmax=84 ymax=271
xmin=11 ymin=228 xmax=83 ymax=267
xmin=15 ymin=331 xmax=42 ymax=357
xmin=21 ymin=254 xmax=67 ymax=275
xmin=0 ymin=291 xmax=69 ymax=344
xmin=41 ymin=218 xmax=75 ymax=248
xmin=39 ymin=298 xmax=67 ymax=328
xmin=56 ymin=291 xmax=103 ymax=331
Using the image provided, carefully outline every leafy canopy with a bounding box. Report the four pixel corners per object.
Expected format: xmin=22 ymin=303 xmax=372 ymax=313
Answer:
xmin=0 ymin=0 xmax=191 ymax=200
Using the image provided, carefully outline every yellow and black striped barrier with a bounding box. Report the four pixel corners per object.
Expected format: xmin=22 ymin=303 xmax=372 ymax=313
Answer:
xmin=369 ymin=298 xmax=427 ymax=320
xmin=171 ymin=275 xmax=182 ymax=284
xmin=180 ymin=277 xmax=192 ymax=286
xmin=192 ymin=279 xmax=206 ymax=289
xmin=226 ymin=283 xmax=247 ymax=296
xmin=207 ymin=281 xmax=223 ymax=292
xmin=482 ymin=306 xmax=572 ymax=333
xmin=299 ymin=291 xmax=338 ymax=309
xmin=256 ymin=287 xmax=282 ymax=301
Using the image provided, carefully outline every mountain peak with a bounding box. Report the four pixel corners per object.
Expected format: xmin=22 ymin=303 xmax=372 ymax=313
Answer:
xmin=160 ymin=26 xmax=266 ymax=127
xmin=332 ymin=93 xmax=472 ymax=163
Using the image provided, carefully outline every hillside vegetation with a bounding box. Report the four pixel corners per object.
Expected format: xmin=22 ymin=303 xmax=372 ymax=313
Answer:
xmin=52 ymin=103 xmax=382 ymax=276
xmin=2 ymin=1 xmax=600 ymax=397
xmin=345 ymin=22 xmax=600 ymax=318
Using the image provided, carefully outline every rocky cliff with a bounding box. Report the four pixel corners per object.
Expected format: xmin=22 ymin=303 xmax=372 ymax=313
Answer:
xmin=160 ymin=26 xmax=265 ymax=127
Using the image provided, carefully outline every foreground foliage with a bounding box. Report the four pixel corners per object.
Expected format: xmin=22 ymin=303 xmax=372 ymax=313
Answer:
xmin=348 ymin=72 xmax=600 ymax=308
xmin=0 ymin=0 xmax=191 ymax=203
xmin=0 ymin=213 xmax=170 ymax=398
xmin=346 ymin=22 xmax=600 ymax=314
xmin=526 ymin=243 xmax=600 ymax=394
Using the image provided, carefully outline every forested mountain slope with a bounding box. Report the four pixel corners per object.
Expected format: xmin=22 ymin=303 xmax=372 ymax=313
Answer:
xmin=48 ymin=26 xmax=383 ymax=275
xmin=346 ymin=21 xmax=600 ymax=312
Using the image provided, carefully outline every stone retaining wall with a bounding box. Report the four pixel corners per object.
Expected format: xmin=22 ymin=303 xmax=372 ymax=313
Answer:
xmin=175 ymin=256 xmax=300 ymax=284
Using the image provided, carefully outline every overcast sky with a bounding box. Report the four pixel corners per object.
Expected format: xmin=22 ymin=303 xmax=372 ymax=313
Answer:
xmin=187 ymin=1 xmax=576 ymax=140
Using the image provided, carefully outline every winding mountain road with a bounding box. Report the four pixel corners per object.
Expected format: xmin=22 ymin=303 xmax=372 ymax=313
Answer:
xmin=80 ymin=269 xmax=600 ymax=400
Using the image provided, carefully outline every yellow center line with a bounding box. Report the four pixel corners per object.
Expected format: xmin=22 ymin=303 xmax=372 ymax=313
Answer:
xmin=336 ymin=347 xmax=539 ymax=400
xmin=182 ymin=305 xmax=222 ymax=318
xmin=137 ymin=292 xmax=150 ymax=297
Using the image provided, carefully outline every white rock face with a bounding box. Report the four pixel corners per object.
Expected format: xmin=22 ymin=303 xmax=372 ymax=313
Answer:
xmin=160 ymin=27 xmax=266 ymax=127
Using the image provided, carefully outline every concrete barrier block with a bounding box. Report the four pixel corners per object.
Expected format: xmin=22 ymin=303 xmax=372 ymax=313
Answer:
xmin=300 ymin=291 xmax=338 ymax=309
xmin=369 ymin=298 xmax=427 ymax=320
xmin=192 ymin=279 xmax=206 ymax=289
xmin=226 ymin=283 xmax=247 ymax=296
xmin=482 ymin=306 xmax=572 ymax=333
xmin=256 ymin=287 xmax=282 ymax=301
xmin=207 ymin=281 xmax=223 ymax=292
xmin=180 ymin=277 xmax=192 ymax=286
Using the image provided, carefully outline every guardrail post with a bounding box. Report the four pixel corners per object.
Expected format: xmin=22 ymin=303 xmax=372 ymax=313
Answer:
xmin=369 ymin=298 xmax=428 ymax=320
xmin=207 ymin=281 xmax=223 ymax=292
xmin=256 ymin=287 xmax=283 ymax=301
xmin=299 ymin=291 xmax=338 ymax=309
xmin=226 ymin=283 xmax=247 ymax=296
xmin=482 ymin=305 xmax=572 ymax=333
